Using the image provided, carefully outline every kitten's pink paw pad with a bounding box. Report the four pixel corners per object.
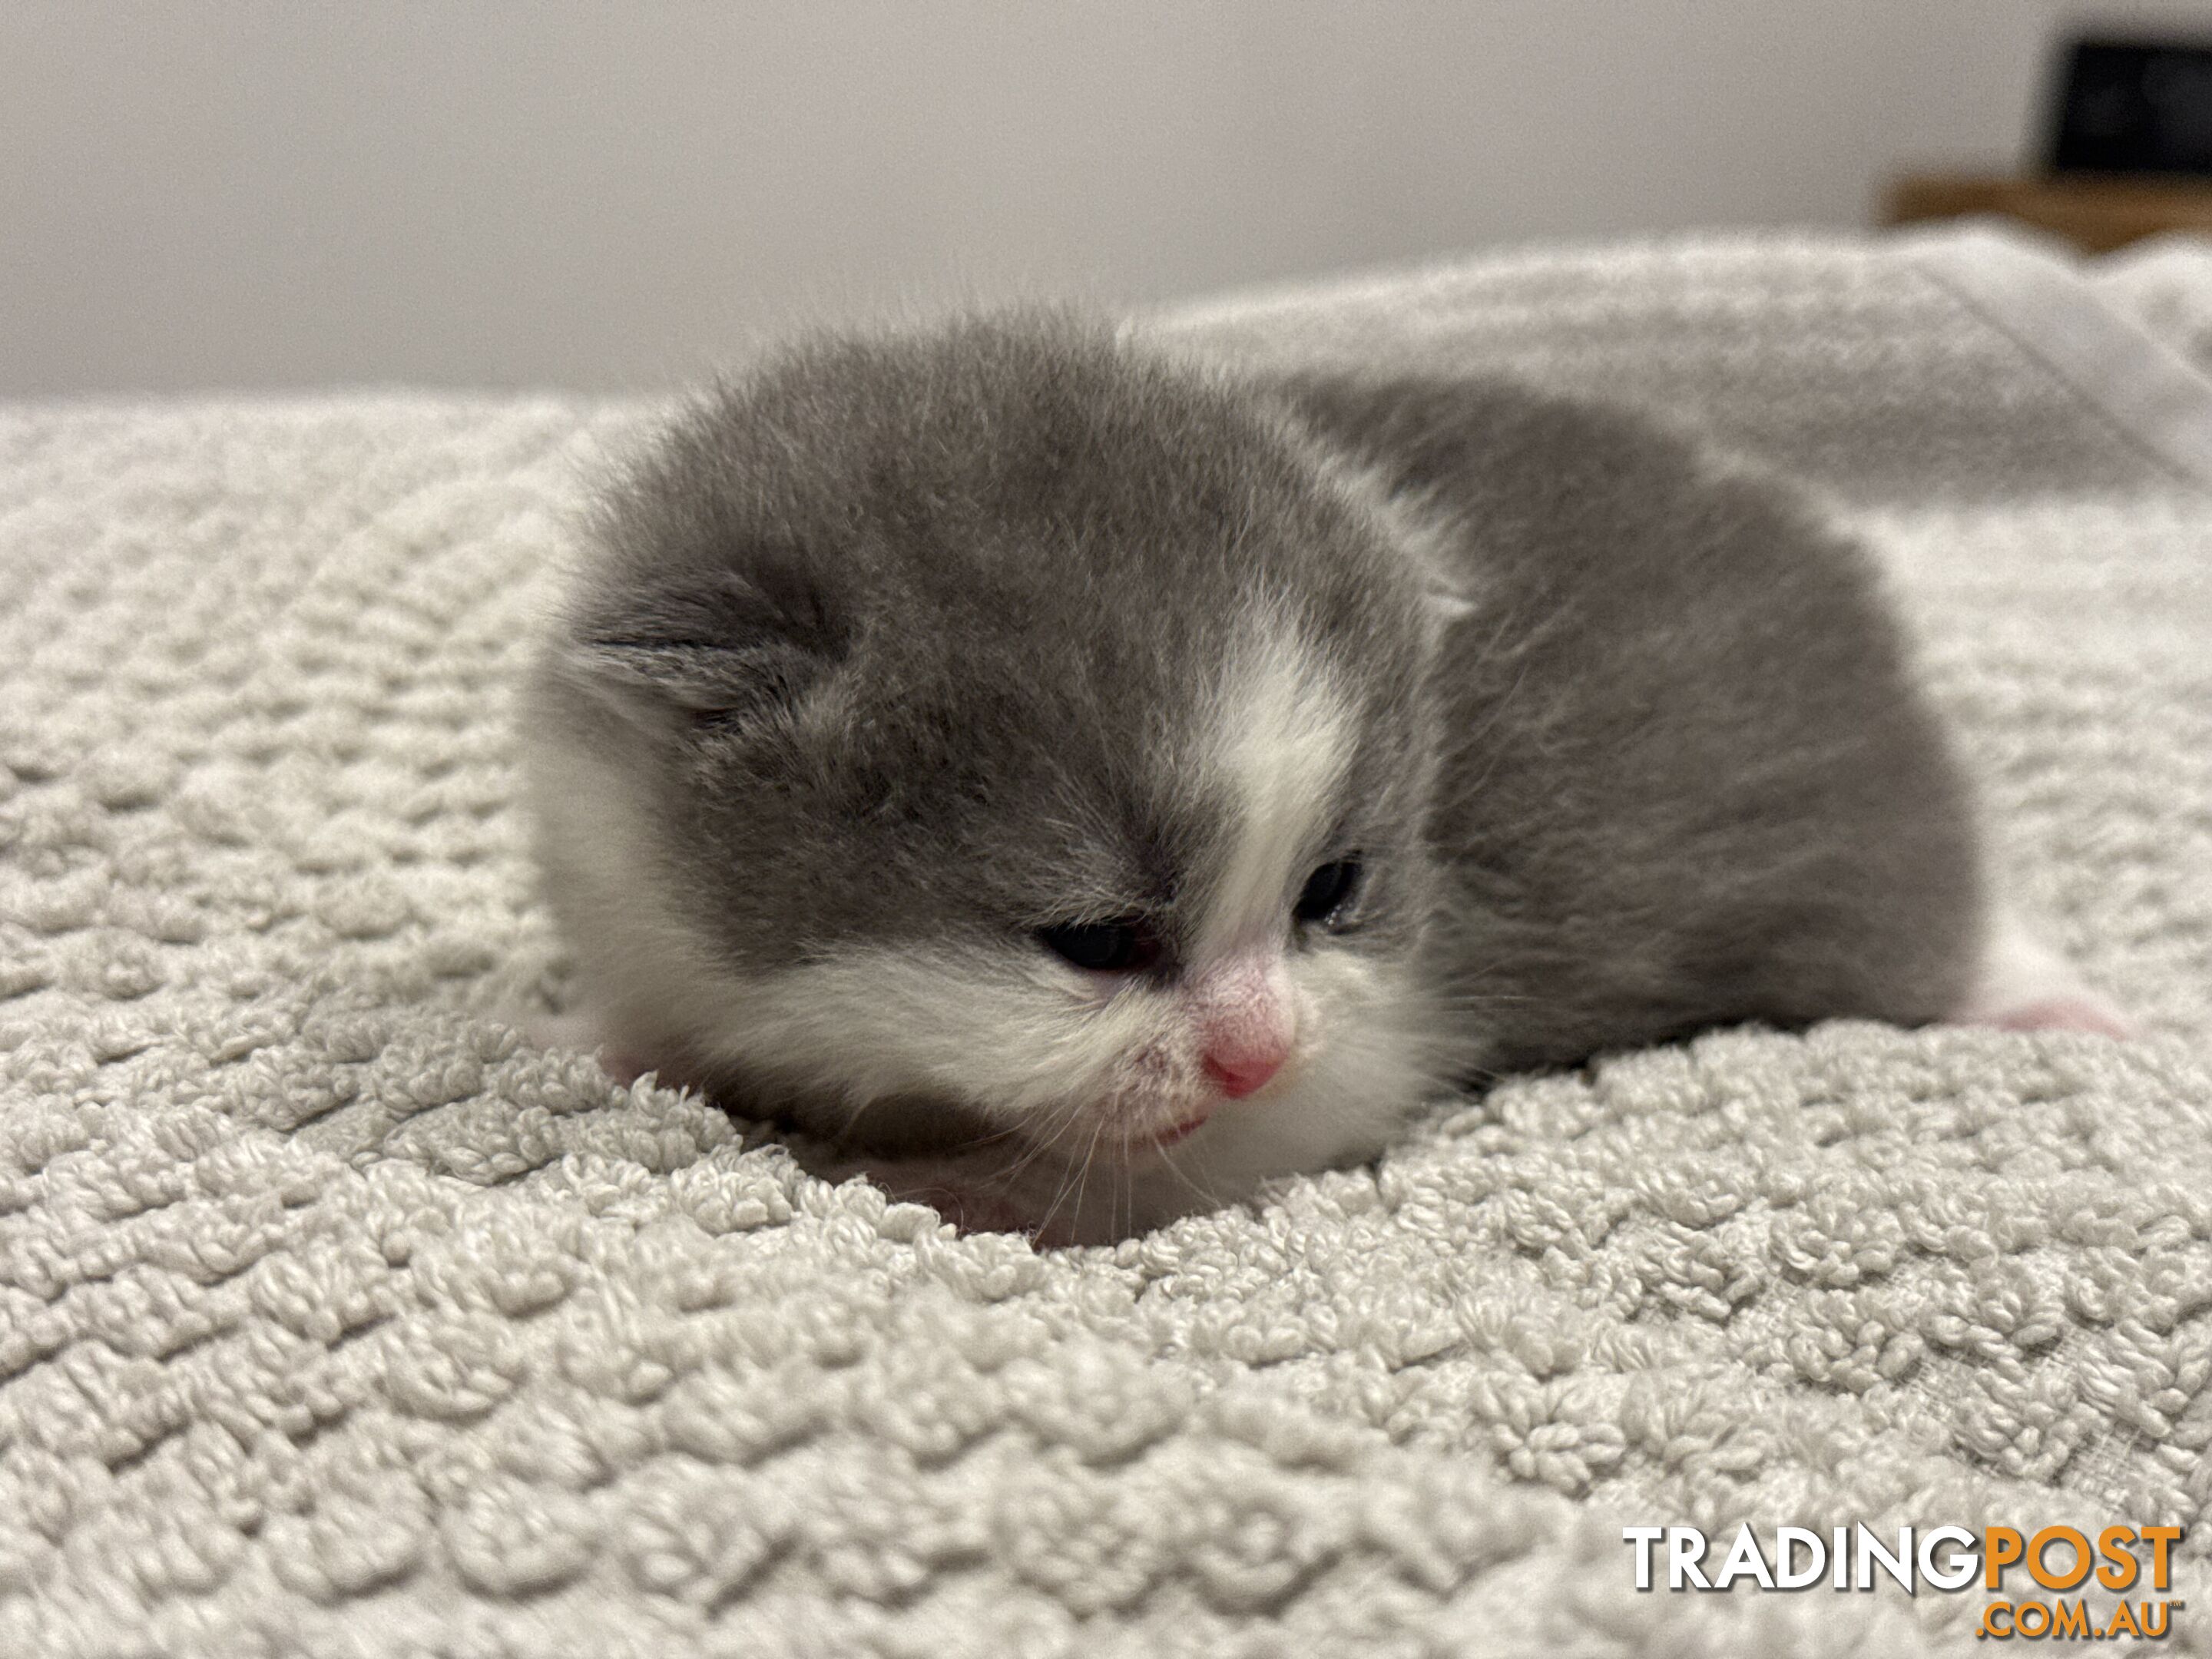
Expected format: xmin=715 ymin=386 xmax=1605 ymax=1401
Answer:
xmin=1956 ymin=909 xmax=2137 ymax=1041
xmin=1976 ymin=996 xmax=2138 ymax=1041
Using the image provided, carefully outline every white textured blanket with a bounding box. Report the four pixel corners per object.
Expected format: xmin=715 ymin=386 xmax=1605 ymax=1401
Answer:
xmin=3 ymin=227 xmax=2209 ymax=1657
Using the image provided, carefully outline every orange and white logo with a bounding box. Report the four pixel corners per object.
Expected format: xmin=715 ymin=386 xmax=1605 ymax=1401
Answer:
xmin=1623 ymin=1524 xmax=2185 ymax=1641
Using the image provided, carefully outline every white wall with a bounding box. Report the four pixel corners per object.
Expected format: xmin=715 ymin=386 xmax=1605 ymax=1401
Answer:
xmin=5 ymin=0 xmax=2210 ymax=396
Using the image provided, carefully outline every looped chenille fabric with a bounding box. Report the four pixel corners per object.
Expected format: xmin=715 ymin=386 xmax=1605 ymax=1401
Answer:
xmin=3 ymin=227 xmax=2209 ymax=1656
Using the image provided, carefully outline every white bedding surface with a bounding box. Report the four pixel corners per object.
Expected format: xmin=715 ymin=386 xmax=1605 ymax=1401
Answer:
xmin=2091 ymin=230 xmax=2212 ymax=379
xmin=2 ymin=226 xmax=2208 ymax=1657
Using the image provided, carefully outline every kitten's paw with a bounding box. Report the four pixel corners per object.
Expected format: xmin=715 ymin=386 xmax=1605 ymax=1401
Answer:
xmin=1952 ymin=908 xmax=2138 ymax=1040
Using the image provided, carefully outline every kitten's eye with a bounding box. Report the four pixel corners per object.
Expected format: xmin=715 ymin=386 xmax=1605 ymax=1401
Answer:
xmin=1294 ymin=859 xmax=1363 ymax=928
xmin=1037 ymin=919 xmax=1161 ymax=974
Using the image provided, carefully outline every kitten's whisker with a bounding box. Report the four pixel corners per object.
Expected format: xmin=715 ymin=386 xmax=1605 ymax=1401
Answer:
xmin=1035 ymin=1120 xmax=1100 ymax=1243
xmin=836 ymin=1093 xmax=886 ymax=1144
xmin=981 ymin=1096 xmax=1091 ymax=1195
xmin=1423 ymin=988 xmax=1544 ymax=1012
xmin=1068 ymin=1123 xmax=1104 ymax=1244
xmin=1155 ymin=1144 xmax=1221 ymax=1212
xmin=955 ymin=1121 xmax=1028 ymax=1151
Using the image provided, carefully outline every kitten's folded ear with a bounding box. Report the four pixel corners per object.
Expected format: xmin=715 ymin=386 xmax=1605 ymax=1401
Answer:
xmin=555 ymin=546 xmax=853 ymax=730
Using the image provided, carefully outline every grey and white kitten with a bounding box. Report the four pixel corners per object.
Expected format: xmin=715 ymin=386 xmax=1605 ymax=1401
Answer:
xmin=523 ymin=313 xmax=2127 ymax=1243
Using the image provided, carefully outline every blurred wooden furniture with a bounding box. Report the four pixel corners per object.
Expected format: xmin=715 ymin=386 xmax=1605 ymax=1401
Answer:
xmin=1886 ymin=173 xmax=2212 ymax=253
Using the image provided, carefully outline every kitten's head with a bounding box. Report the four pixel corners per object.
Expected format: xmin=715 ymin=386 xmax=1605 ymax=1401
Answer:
xmin=526 ymin=314 xmax=1457 ymax=1219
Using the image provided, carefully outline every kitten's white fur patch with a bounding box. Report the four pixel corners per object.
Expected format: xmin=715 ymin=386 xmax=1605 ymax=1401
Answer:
xmin=523 ymin=732 xmax=733 ymax=1048
xmin=1192 ymin=631 xmax=1355 ymax=960
xmin=694 ymin=946 xmax=1171 ymax=1131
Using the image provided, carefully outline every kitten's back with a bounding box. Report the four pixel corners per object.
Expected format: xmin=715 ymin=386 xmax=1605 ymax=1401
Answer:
xmin=1272 ymin=371 xmax=1984 ymax=1070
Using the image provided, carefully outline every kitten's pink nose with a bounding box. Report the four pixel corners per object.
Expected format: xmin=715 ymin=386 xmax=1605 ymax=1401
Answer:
xmin=1203 ymin=1048 xmax=1285 ymax=1099
xmin=1203 ymin=1039 xmax=1291 ymax=1106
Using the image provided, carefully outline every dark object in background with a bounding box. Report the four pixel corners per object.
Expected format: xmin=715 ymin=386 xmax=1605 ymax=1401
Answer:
xmin=2050 ymin=38 xmax=2212 ymax=177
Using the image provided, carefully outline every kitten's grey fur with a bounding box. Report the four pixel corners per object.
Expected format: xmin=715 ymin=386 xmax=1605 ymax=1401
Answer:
xmin=525 ymin=312 xmax=2026 ymax=1243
